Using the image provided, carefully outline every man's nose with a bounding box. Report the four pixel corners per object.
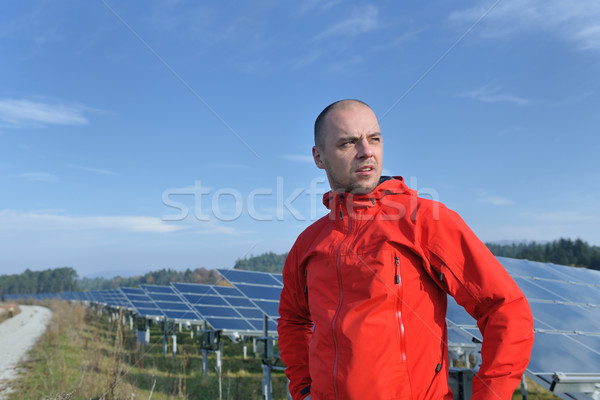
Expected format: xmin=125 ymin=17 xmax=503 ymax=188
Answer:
xmin=356 ymin=138 xmax=374 ymax=158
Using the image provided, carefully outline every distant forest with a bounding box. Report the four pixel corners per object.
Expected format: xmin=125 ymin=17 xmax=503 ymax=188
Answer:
xmin=2 ymin=238 xmax=598 ymax=297
xmin=0 ymin=267 xmax=221 ymax=297
xmin=487 ymin=238 xmax=600 ymax=270
xmin=233 ymin=251 xmax=288 ymax=273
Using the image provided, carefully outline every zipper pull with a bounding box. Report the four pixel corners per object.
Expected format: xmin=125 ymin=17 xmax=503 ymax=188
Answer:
xmin=394 ymin=256 xmax=400 ymax=284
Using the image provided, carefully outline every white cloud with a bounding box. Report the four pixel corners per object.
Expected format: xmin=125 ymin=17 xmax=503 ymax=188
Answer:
xmin=0 ymin=98 xmax=90 ymax=128
xmin=461 ymin=85 xmax=529 ymax=106
xmin=0 ymin=210 xmax=184 ymax=234
xmin=449 ymin=0 xmax=600 ymax=51
xmin=289 ymin=50 xmax=325 ymax=70
xmin=573 ymin=25 xmax=600 ymax=51
xmin=315 ymin=5 xmax=379 ymax=39
xmin=280 ymin=154 xmax=314 ymax=164
xmin=18 ymin=172 xmax=59 ymax=183
xmin=67 ymin=164 xmax=117 ymax=176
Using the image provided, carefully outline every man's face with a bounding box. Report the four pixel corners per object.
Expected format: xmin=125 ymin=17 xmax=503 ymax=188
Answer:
xmin=313 ymin=104 xmax=383 ymax=194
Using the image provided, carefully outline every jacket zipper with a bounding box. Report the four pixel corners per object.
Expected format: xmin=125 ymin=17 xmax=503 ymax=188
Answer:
xmin=395 ymin=255 xmax=407 ymax=363
xmin=332 ymin=199 xmax=351 ymax=399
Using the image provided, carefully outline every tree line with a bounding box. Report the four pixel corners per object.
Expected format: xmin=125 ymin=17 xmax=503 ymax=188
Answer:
xmin=78 ymin=267 xmax=222 ymax=291
xmin=0 ymin=267 xmax=79 ymax=296
xmin=233 ymin=251 xmax=288 ymax=273
xmin=0 ymin=267 xmax=221 ymax=296
xmin=486 ymin=238 xmax=600 ymax=270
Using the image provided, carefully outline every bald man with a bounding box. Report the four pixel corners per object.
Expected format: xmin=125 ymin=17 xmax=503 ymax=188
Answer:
xmin=278 ymin=99 xmax=534 ymax=400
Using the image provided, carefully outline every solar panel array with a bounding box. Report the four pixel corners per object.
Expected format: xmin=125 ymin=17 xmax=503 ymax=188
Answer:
xmin=445 ymin=256 xmax=600 ymax=397
xmin=3 ymin=275 xmax=280 ymax=335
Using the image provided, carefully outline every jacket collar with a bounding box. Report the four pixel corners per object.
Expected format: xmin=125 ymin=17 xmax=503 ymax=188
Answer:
xmin=322 ymin=176 xmax=413 ymax=210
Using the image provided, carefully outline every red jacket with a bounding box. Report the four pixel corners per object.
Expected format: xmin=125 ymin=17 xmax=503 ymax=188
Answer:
xmin=278 ymin=177 xmax=534 ymax=400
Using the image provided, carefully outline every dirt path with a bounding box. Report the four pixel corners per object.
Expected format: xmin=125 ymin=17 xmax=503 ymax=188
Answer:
xmin=0 ymin=305 xmax=52 ymax=399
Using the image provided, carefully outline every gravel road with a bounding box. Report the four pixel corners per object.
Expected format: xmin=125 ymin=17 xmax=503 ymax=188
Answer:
xmin=0 ymin=305 xmax=53 ymax=399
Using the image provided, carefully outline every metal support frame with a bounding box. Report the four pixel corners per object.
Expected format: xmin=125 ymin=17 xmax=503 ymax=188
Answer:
xmin=135 ymin=318 xmax=150 ymax=346
xmin=448 ymin=368 xmax=474 ymax=400
xmin=256 ymin=315 xmax=280 ymax=400
xmin=521 ymin=375 xmax=529 ymax=400
xmin=199 ymin=325 xmax=222 ymax=377
xmin=202 ymin=348 xmax=209 ymax=376
xmin=162 ymin=320 xmax=177 ymax=356
xmin=550 ymin=372 xmax=600 ymax=399
xmin=217 ymin=341 xmax=224 ymax=400
xmin=145 ymin=319 xmax=150 ymax=344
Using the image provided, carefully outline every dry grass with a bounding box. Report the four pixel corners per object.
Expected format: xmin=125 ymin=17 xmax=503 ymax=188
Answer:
xmin=7 ymin=301 xmax=288 ymax=400
xmin=8 ymin=301 xmax=140 ymax=399
xmin=0 ymin=302 xmax=20 ymax=323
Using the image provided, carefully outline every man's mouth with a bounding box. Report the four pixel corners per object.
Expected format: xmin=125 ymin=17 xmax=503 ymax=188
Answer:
xmin=356 ymin=165 xmax=375 ymax=175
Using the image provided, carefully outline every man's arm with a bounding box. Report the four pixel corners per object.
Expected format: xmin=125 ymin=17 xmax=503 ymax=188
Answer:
xmin=278 ymin=245 xmax=313 ymax=400
xmin=424 ymin=206 xmax=535 ymax=400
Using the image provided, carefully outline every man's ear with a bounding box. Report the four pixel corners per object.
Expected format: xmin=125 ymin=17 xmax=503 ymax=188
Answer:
xmin=312 ymin=146 xmax=325 ymax=169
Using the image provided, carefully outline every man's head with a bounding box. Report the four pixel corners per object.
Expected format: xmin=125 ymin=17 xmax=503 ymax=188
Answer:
xmin=313 ymin=99 xmax=383 ymax=194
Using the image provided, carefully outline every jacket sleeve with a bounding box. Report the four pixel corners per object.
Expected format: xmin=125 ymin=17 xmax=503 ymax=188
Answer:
xmin=422 ymin=205 xmax=535 ymax=400
xmin=278 ymin=244 xmax=313 ymax=400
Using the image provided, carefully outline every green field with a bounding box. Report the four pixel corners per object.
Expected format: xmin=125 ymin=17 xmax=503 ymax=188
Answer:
xmin=7 ymin=301 xmax=559 ymax=400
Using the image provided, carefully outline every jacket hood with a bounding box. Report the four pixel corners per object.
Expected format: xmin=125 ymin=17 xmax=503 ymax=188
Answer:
xmin=322 ymin=176 xmax=416 ymax=210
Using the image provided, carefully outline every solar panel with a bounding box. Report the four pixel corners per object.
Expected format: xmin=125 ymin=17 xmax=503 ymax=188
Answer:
xmin=139 ymin=284 xmax=203 ymax=323
xmin=217 ymin=269 xmax=281 ymax=286
xmin=529 ymin=332 xmax=600 ymax=376
xmin=445 ymin=257 xmax=600 ymax=398
xmin=216 ymin=269 xmax=282 ymax=332
xmin=446 ymin=296 xmax=477 ymax=328
xmin=171 ymin=282 xmax=267 ymax=333
xmin=529 ymin=301 xmax=600 ymax=333
xmin=120 ymin=287 xmax=164 ymax=320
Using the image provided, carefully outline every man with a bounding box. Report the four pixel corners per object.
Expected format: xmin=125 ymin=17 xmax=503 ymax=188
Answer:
xmin=277 ymin=99 xmax=534 ymax=400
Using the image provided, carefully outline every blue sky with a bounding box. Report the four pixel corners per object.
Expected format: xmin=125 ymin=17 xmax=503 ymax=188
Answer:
xmin=1 ymin=0 xmax=599 ymax=278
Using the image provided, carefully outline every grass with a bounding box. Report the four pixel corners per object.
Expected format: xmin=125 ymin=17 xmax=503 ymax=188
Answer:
xmin=7 ymin=300 xmax=560 ymax=400
xmin=0 ymin=302 xmax=20 ymax=323
xmin=8 ymin=300 xmax=288 ymax=400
